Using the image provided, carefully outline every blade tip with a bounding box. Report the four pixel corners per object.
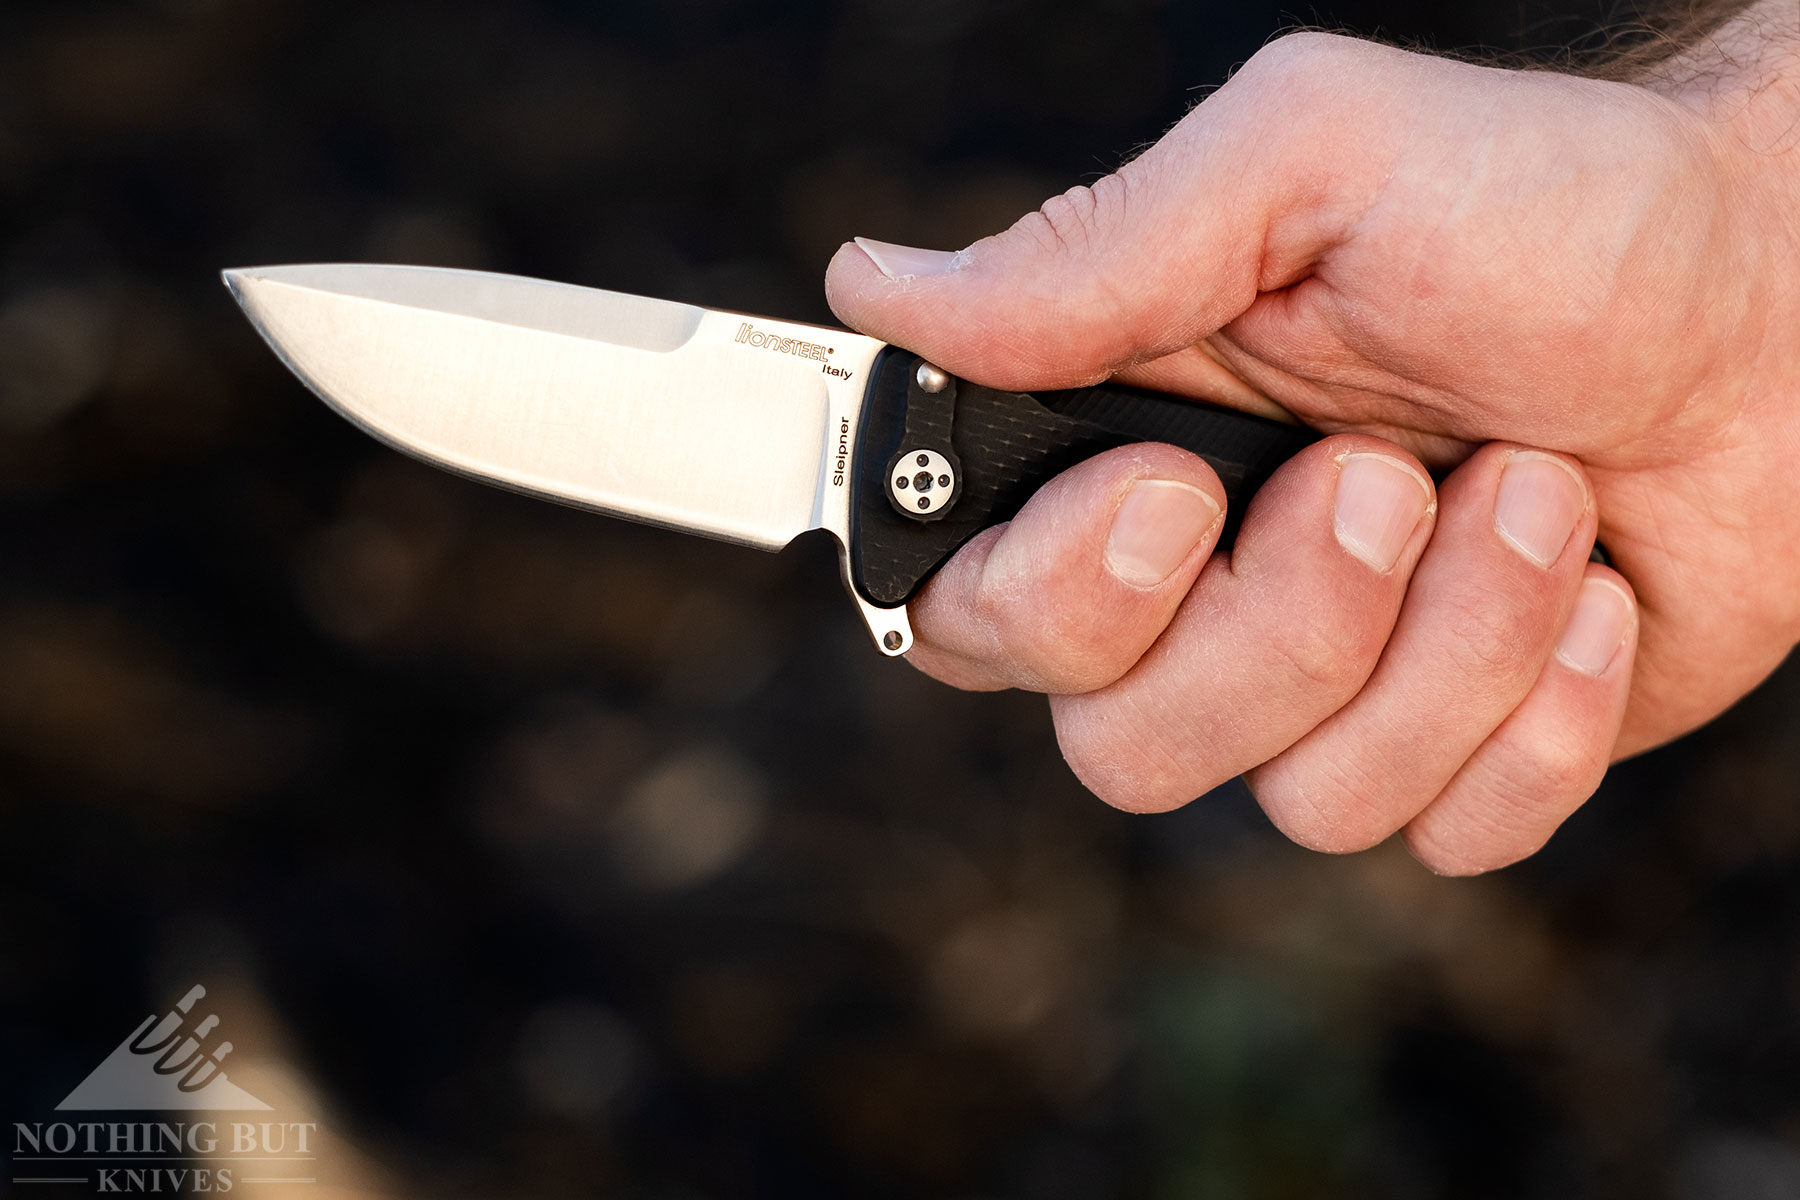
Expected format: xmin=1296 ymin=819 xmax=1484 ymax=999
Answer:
xmin=220 ymin=266 xmax=259 ymax=304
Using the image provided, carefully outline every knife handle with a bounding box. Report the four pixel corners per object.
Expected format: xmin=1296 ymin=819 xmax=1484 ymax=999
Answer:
xmin=847 ymin=346 xmax=1319 ymax=607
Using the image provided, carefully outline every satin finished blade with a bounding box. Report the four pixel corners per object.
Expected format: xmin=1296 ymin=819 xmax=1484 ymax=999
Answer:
xmin=224 ymin=264 xmax=884 ymax=549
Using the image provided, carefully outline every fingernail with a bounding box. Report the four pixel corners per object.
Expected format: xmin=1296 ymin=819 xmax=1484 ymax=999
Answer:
xmin=1334 ymin=453 xmax=1433 ymax=572
xmin=1494 ymin=452 xmax=1588 ymax=567
xmin=1106 ymin=480 xmax=1221 ymax=587
xmin=855 ymin=237 xmax=960 ymax=279
xmin=1555 ymin=577 xmax=1633 ymax=676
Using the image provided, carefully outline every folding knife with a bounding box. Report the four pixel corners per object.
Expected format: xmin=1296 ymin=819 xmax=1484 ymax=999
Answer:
xmin=223 ymin=264 xmax=1315 ymax=655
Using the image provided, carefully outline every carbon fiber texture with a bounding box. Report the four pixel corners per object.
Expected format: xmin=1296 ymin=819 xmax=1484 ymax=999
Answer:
xmin=848 ymin=348 xmax=1318 ymax=606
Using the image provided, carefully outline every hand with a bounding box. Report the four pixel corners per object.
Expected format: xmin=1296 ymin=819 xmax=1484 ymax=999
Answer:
xmin=823 ymin=15 xmax=1800 ymax=872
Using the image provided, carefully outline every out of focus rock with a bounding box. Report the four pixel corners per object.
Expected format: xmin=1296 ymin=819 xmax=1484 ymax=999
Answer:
xmin=0 ymin=604 xmax=312 ymax=806
xmin=514 ymin=1000 xmax=639 ymax=1122
xmin=1677 ymin=1132 xmax=1800 ymax=1200
xmin=613 ymin=744 xmax=767 ymax=890
xmin=669 ymin=963 xmax=794 ymax=1078
xmin=928 ymin=908 xmax=1071 ymax=1038
xmin=0 ymin=287 xmax=114 ymax=430
xmin=295 ymin=459 xmax=463 ymax=647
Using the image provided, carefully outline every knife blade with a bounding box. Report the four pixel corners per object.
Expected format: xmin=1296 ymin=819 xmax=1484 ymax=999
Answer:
xmin=223 ymin=263 xmax=1317 ymax=655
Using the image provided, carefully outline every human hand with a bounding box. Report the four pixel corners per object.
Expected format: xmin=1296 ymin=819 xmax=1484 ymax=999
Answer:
xmin=824 ymin=11 xmax=1800 ymax=872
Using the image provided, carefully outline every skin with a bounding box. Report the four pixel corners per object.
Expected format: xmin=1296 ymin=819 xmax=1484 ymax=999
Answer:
xmin=823 ymin=5 xmax=1800 ymax=873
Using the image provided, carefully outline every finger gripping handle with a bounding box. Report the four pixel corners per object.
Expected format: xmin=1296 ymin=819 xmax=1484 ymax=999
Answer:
xmin=847 ymin=347 xmax=1318 ymax=607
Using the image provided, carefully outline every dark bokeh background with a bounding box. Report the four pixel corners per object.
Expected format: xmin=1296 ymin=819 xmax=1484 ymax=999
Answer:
xmin=4 ymin=1 xmax=1799 ymax=1197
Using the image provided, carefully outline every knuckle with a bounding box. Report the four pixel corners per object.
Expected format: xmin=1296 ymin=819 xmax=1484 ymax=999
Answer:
xmin=1403 ymin=802 xmax=1551 ymax=876
xmin=966 ymin=567 xmax=1121 ymax=692
xmin=1238 ymin=31 xmax=1356 ymax=84
xmin=1438 ymin=585 xmax=1542 ymax=683
xmin=1052 ymin=704 xmax=1131 ymax=806
xmin=1024 ymin=180 xmax=1113 ymax=257
xmin=1403 ymin=731 xmax=1606 ymax=877
xmin=993 ymin=175 xmax=1139 ymax=374
xmin=1226 ymin=34 xmax=1406 ymax=169
xmin=1018 ymin=623 xmax=1139 ymax=693
xmin=1403 ymin=824 xmax=1500 ymax=877
xmin=1051 ymin=699 xmax=1192 ymax=813
xmin=1521 ymin=725 xmax=1605 ymax=801
xmin=1250 ymin=761 xmax=1395 ymax=855
xmin=1269 ymin=606 xmax=1382 ymax=698
xmin=964 ymin=562 xmax=1017 ymax=644
xmin=966 ymin=519 xmax=1154 ymax=694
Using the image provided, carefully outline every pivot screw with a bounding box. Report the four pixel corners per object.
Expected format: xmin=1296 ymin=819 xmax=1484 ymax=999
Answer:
xmin=890 ymin=447 xmax=955 ymax=516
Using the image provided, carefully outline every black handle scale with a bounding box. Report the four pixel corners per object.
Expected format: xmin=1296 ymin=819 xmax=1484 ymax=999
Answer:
xmin=848 ymin=347 xmax=1318 ymax=607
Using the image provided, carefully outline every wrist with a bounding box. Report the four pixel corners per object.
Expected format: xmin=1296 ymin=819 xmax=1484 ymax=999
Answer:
xmin=1638 ymin=1 xmax=1800 ymax=199
xmin=1645 ymin=1 xmax=1800 ymax=444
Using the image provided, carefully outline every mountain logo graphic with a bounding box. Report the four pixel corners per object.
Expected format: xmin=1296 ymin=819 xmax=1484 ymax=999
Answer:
xmin=56 ymin=985 xmax=271 ymax=1111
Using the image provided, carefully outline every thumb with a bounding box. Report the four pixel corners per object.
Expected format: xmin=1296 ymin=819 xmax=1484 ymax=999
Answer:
xmin=822 ymin=33 xmax=1403 ymax=391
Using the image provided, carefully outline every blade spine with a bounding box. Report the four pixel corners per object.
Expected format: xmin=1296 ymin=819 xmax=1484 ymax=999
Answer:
xmin=227 ymin=262 xmax=881 ymax=353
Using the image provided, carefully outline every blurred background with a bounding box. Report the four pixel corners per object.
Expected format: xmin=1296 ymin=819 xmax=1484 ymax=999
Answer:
xmin=3 ymin=1 xmax=1799 ymax=1197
